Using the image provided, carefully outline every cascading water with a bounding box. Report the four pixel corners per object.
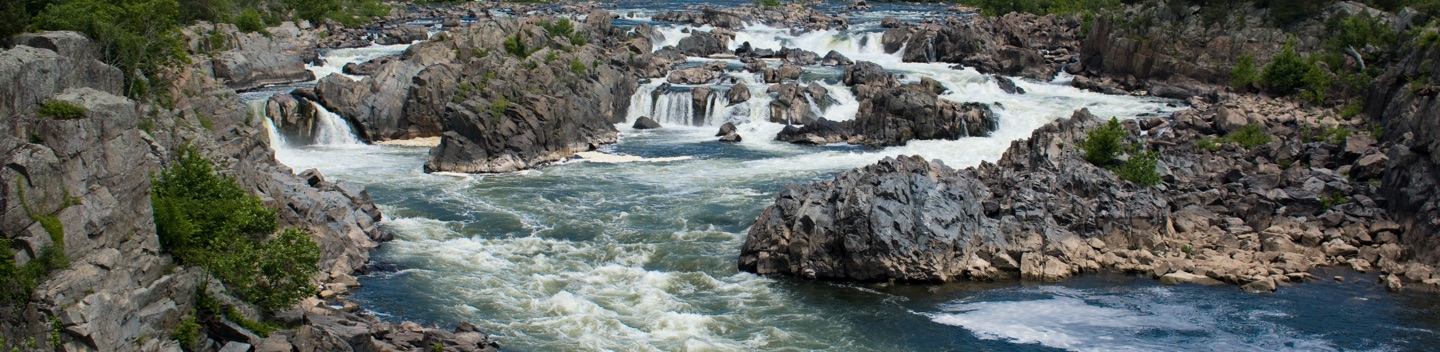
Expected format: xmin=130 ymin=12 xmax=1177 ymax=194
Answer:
xmin=257 ymin=6 xmax=1440 ymax=352
xmin=310 ymin=101 xmax=364 ymax=145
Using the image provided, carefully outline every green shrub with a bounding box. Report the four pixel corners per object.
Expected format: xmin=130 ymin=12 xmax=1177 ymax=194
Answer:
xmin=1197 ymin=137 xmax=1221 ymax=151
xmin=1231 ymin=55 xmax=1258 ymax=90
xmin=235 ymin=8 xmax=266 ymax=33
xmin=503 ymin=33 xmax=532 ymax=58
xmin=33 ymin=0 xmax=190 ymax=98
xmin=1081 ymin=117 xmax=1126 ymax=166
xmin=489 ymin=97 xmax=509 ymax=118
xmin=1340 ymin=100 xmax=1364 ymax=119
xmin=1261 ymin=40 xmax=1312 ymax=95
xmin=38 ymin=100 xmax=87 ymax=120
xmin=1115 ymin=150 xmax=1161 ymax=186
xmin=570 ymin=58 xmax=587 ymax=75
xmin=174 ymin=313 xmax=200 ymax=346
xmin=1299 ymin=62 xmax=1334 ymax=105
xmin=755 ymin=0 xmax=782 ymax=7
xmin=153 ymin=147 xmax=319 ymax=312
xmin=1321 ymin=191 xmax=1349 ymax=212
xmin=538 ymin=18 xmax=574 ymax=38
xmin=1224 ymin=124 xmax=1272 ymax=149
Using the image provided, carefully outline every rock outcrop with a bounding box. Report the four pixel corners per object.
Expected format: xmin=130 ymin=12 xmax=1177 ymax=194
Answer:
xmin=315 ymin=39 xmax=454 ymax=142
xmin=199 ymin=22 xmax=319 ymax=90
xmin=1366 ymin=35 xmax=1440 ymax=268
xmin=424 ymin=17 xmax=641 ymax=173
xmin=2 ymin=30 xmax=497 ymax=351
xmin=891 ymin=14 xmax=1079 ymax=80
xmin=744 ymin=94 xmax=1412 ymax=289
xmin=772 ymin=62 xmax=996 ymax=147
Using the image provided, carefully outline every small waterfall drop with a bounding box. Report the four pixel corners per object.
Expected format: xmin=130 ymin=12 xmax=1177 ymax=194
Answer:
xmin=311 ymin=101 xmax=364 ymax=145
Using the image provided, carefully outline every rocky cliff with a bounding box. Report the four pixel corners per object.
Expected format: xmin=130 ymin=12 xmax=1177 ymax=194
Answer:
xmin=2 ymin=30 xmax=495 ymax=351
xmin=1366 ymin=34 xmax=1440 ymax=267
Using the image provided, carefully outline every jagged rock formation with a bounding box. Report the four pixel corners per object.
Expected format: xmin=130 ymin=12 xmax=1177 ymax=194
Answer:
xmin=744 ymin=97 xmax=1412 ymax=289
xmin=885 ymin=14 xmax=1078 ymax=80
xmin=2 ymin=30 xmax=496 ymax=351
xmin=774 ymin=61 xmax=997 ymax=147
xmin=654 ymin=5 xmax=847 ymax=30
xmin=315 ymin=39 xmax=454 ymax=142
xmin=196 ymin=22 xmax=319 ymax=90
xmin=423 ymin=16 xmax=644 ymax=173
xmin=1366 ymin=35 xmax=1440 ymax=268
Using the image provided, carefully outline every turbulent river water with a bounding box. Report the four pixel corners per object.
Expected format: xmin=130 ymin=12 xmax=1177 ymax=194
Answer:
xmin=242 ymin=1 xmax=1440 ymax=350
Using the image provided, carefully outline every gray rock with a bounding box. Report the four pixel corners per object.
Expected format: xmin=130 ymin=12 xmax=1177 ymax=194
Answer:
xmin=676 ymin=31 xmax=728 ymax=57
xmin=725 ymin=84 xmax=751 ymax=105
xmin=995 ymin=76 xmax=1026 ymax=94
xmin=11 ymin=31 xmax=101 ymax=62
xmin=633 ymin=116 xmax=662 ymax=129
xmin=821 ymin=50 xmax=853 ymax=66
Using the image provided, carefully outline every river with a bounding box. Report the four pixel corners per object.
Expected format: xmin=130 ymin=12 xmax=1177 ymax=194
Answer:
xmin=244 ymin=1 xmax=1440 ymax=350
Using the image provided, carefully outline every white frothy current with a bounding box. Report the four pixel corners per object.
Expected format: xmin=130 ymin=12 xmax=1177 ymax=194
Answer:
xmin=925 ymin=286 xmax=1336 ymax=352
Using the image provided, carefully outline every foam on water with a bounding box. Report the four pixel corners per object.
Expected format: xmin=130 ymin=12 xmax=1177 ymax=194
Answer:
xmin=306 ymin=42 xmax=414 ymax=82
xmin=924 ymin=285 xmax=1337 ymax=352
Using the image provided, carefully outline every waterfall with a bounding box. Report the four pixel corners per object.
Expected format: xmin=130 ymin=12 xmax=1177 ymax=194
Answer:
xmin=247 ymin=99 xmax=287 ymax=149
xmin=311 ymin=101 xmax=364 ymax=145
xmin=924 ymin=36 xmax=936 ymax=63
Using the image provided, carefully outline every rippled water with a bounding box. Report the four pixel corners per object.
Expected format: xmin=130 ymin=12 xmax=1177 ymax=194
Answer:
xmin=251 ymin=3 xmax=1440 ymax=350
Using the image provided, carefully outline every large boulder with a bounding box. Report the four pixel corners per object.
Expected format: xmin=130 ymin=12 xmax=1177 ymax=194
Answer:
xmin=676 ymin=30 xmax=729 ymax=57
xmin=849 ymin=83 xmax=997 ymax=146
xmin=740 ymin=155 xmax=993 ymax=281
xmin=206 ymin=22 xmax=320 ymax=90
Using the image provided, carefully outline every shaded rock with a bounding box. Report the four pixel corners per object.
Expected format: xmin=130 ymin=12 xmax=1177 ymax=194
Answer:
xmin=717 ymin=122 xmax=738 ymax=136
xmin=780 ymin=47 xmax=820 ymax=66
xmin=719 ymin=132 xmax=743 ymax=142
xmin=995 ymin=76 xmax=1026 ymax=94
xmin=676 ymin=30 xmax=728 ymax=57
xmin=821 ymin=50 xmax=854 ymax=66
xmin=725 ymin=84 xmax=751 ymax=105
xmin=633 ymin=116 xmax=662 ymax=129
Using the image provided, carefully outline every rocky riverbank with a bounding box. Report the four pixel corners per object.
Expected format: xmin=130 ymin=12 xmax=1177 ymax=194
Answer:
xmin=742 ymin=90 xmax=1438 ymax=292
xmin=2 ymin=27 xmax=498 ymax=351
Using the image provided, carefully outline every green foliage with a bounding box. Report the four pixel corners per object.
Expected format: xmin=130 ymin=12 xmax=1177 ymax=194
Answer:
xmin=38 ymin=100 xmax=88 ymax=120
xmin=194 ymin=284 xmax=279 ymax=337
xmin=197 ymin=114 xmax=214 ymax=131
xmin=1261 ymin=40 xmax=1312 ymax=95
xmin=174 ymin=313 xmax=200 ymax=346
xmin=538 ymin=18 xmax=574 ymax=38
xmin=153 ymin=147 xmax=319 ymax=312
xmin=544 ymin=50 xmax=560 ymax=63
xmin=503 ymin=33 xmax=533 ymax=58
xmin=1231 ymin=55 xmax=1258 ymax=90
xmin=1197 ymin=137 xmax=1221 ymax=151
xmin=754 ymin=0 xmax=782 ymax=7
xmin=49 ymin=316 xmax=62 ymax=347
xmin=1326 ymin=11 xmax=1398 ymax=55
xmin=235 ymin=8 xmax=266 ymax=33
xmin=1081 ymin=117 xmax=1126 ymax=166
xmin=1299 ymin=62 xmax=1334 ymax=104
xmin=1321 ymin=191 xmax=1349 ymax=212
xmin=570 ymin=58 xmax=587 ymax=75
xmin=0 ymin=0 xmax=28 ymax=41
xmin=955 ymin=0 xmax=1122 ymax=16
xmin=1180 ymin=244 xmax=1193 ymax=255
xmin=1225 ymin=124 xmax=1272 ymax=148
xmin=1340 ymin=100 xmax=1364 ymax=119
xmin=1320 ymin=126 xmax=1352 ymax=144
xmin=489 ymin=97 xmax=510 ymax=119
xmin=1115 ymin=150 xmax=1161 ymax=186
xmin=33 ymin=0 xmax=191 ymax=98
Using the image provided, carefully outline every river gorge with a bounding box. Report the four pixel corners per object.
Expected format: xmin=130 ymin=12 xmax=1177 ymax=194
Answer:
xmin=244 ymin=2 xmax=1440 ymax=350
